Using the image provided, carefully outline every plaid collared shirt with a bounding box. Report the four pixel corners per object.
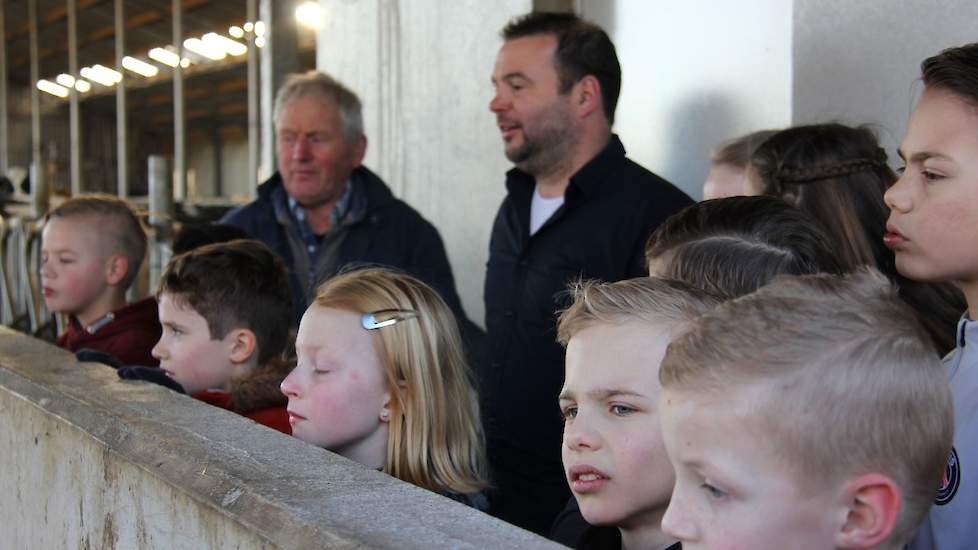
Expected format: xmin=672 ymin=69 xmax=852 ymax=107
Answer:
xmin=286 ymin=179 xmax=353 ymax=264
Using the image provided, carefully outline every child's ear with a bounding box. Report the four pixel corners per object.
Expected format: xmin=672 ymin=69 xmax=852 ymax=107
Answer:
xmin=104 ymin=254 xmax=129 ymax=286
xmin=227 ymin=328 xmax=257 ymax=364
xmin=834 ymin=473 xmax=901 ymax=549
xmin=379 ymin=381 xmax=407 ymax=423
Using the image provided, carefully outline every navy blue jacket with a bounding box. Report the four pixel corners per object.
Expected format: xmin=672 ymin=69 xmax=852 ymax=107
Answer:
xmin=222 ymin=167 xmax=465 ymax=327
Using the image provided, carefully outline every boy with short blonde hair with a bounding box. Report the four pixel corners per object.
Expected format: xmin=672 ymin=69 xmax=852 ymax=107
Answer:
xmin=659 ymin=270 xmax=953 ymax=549
xmin=555 ymin=277 xmax=722 ymax=550
xmin=41 ymin=194 xmax=160 ymax=366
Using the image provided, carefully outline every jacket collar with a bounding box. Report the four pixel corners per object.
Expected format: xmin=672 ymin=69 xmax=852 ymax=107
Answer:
xmin=504 ymin=134 xmax=627 ymax=201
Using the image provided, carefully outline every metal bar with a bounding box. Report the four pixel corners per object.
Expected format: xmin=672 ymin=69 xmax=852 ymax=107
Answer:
xmin=29 ymin=0 xmax=45 ymax=217
xmin=0 ymin=1 xmax=8 ymax=177
xmin=247 ymin=0 xmax=258 ymax=196
xmin=173 ymin=0 xmax=186 ymax=203
xmin=259 ymin=0 xmax=274 ymax=180
xmin=68 ymin=0 xmax=81 ymax=195
xmin=212 ymin=123 xmax=222 ymax=197
xmin=147 ymin=155 xmax=171 ymax=291
xmin=115 ymin=0 xmax=127 ymax=198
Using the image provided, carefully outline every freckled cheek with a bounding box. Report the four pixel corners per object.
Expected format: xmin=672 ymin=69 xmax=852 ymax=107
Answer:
xmin=307 ymin=379 xmax=379 ymax=427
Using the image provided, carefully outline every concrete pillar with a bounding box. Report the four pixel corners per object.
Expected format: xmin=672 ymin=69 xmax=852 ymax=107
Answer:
xmin=315 ymin=0 xmax=531 ymax=325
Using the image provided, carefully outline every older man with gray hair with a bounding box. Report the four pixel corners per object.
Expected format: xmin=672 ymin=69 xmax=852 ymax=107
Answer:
xmin=223 ymin=71 xmax=466 ymax=327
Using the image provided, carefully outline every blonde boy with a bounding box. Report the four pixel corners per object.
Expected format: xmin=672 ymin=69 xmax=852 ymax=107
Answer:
xmin=556 ymin=277 xmax=722 ymax=550
xmin=41 ymin=194 xmax=160 ymax=366
xmin=659 ymin=270 xmax=953 ymax=549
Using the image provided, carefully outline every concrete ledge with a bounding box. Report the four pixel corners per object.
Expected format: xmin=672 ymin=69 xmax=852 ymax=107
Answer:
xmin=0 ymin=328 xmax=563 ymax=549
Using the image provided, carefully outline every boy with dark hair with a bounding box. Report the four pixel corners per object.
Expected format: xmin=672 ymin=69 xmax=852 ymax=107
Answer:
xmin=126 ymin=239 xmax=293 ymax=434
xmin=659 ymin=270 xmax=953 ymax=549
xmin=883 ymin=42 xmax=978 ymax=549
xmin=645 ymin=195 xmax=844 ymax=297
xmin=41 ymin=194 xmax=160 ymax=366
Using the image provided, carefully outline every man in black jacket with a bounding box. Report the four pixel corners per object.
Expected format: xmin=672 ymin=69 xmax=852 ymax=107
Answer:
xmin=484 ymin=13 xmax=693 ymax=535
xmin=222 ymin=71 xmax=465 ymax=327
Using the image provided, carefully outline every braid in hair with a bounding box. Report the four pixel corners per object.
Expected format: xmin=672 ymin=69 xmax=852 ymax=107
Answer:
xmin=776 ymin=154 xmax=886 ymax=186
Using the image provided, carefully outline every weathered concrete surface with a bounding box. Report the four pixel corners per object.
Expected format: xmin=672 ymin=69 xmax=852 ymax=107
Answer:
xmin=0 ymin=328 xmax=564 ymax=549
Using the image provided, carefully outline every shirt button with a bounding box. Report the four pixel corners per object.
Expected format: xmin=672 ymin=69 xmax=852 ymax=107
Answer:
xmin=504 ymin=310 xmax=515 ymax=318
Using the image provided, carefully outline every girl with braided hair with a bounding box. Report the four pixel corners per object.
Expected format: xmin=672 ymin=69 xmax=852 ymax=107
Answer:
xmin=747 ymin=123 xmax=964 ymax=355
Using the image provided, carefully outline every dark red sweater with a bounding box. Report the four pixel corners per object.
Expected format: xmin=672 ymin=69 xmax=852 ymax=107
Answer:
xmin=193 ymin=390 xmax=291 ymax=435
xmin=57 ymin=297 xmax=161 ymax=367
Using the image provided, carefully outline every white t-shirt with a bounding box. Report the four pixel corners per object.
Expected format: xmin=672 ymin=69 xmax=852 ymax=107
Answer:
xmin=530 ymin=185 xmax=565 ymax=236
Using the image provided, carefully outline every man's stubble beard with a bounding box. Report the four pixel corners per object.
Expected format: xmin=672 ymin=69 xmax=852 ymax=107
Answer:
xmin=507 ymin=101 xmax=579 ymax=179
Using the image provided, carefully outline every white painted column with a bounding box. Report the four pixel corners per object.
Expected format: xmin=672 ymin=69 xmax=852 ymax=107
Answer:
xmin=315 ymin=0 xmax=532 ymax=324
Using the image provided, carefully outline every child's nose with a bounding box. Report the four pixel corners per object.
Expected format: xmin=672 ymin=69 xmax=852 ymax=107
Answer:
xmin=660 ymin=490 xmax=699 ymax=542
xmin=150 ymin=339 xmax=166 ymax=360
xmin=883 ymin=174 xmax=913 ymax=213
xmin=563 ymin=416 xmax=601 ymax=452
xmin=279 ymin=371 xmax=300 ymax=398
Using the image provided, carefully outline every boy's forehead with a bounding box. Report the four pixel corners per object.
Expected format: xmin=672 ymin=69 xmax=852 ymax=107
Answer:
xmin=565 ymin=320 xmax=674 ymax=385
xmin=43 ymin=215 xmax=104 ymax=248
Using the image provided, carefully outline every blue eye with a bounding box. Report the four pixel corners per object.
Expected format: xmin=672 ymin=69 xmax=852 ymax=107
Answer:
xmin=610 ymin=404 xmax=635 ymax=416
xmin=561 ymin=405 xmax=577 ymax=421
xmin=701 ymin=483 xmax=727 ymax=500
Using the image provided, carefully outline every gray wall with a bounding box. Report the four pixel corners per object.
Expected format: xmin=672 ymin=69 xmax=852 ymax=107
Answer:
xmin=793 ymin=0 xmax=978 ymax=157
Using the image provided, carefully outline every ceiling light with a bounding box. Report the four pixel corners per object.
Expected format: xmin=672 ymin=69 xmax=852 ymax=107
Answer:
xmin=74 ymin=80 xmax=91 ymax=93
xmin=203 ymin=33 xmax=247 ymax=57
xmin=37 ymin=79 xmax=69 ymax=98
xmin=148 ymin=47 xmax=180 ymax=67
xmin=295 ymin=2 xmax=322 ymax=30
xmin=254 ymin=21 xmax=266 ymax=37
xmin=56 ymin=74 xmax=76 ymax=87
xmin=184 ymin=37 xmax=226 ymax=61
xmin=80 ymin=65 xmax=121 ymax=87
xmin=122 ymin=56 xmax=159 ymax=77
xmin=228 ymin=25 xmax=244 ymax=38
xmin=255 ymin=36 xmax=266 ymax=48
xmin=180 ymin=58 xmax=191 ymax=69
xmin=243 ymin=21 xmax=254 ymax=32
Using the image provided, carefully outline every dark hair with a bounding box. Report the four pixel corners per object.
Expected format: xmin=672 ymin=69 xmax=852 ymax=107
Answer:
xmin=502 ymin=12 xmax=621 ymax=124
xmin=751 ymin=123 xmax=965 ymax=354
xmin=712 ymin=129 xmax=779 ymax=168
xmin=750 ymin=124 xmax=894 ymax=270
xmin=645 ymin=196 xmax=844 ymax=299
xmin=921 ymin=42 xmax=978 ymax=106
xmin=171 ymin=223 xmax=250 ymax=255
xmin=158 ymin=239 xmax=292 ymax=365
